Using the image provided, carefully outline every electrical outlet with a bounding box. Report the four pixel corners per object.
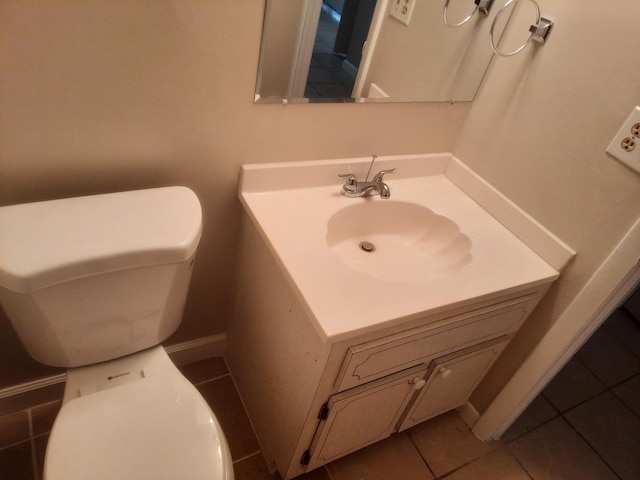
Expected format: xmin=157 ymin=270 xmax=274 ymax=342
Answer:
xmin=389 ymin=0 xmax=416 ymax=26
xmin=606 ymin=106 xmax=640 ymax=174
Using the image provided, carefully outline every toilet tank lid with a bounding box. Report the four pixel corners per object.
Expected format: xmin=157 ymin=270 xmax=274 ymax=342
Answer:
xmin=0 ymin=187 xmax=202 ymax=293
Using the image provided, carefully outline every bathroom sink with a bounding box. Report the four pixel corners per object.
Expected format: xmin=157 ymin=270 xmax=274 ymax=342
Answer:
xmin=238 ymin=154 xmax=571 ymax=341
xmin=326 ymin=201 xmax=472 ymax=283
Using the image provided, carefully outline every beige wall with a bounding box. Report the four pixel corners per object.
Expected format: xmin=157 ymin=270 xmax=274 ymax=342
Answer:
xmin=0 ymin=0 xmax=469 ymax=388
xmin=362 ymin=0 xmax=498 ymax=101
xmin=255 ymin=0 xmax=303 ymax=98
xmin=456 ymin=0 xmax=640 ymax=410
xmin=1 ymin=0 xmax=639 ymax=423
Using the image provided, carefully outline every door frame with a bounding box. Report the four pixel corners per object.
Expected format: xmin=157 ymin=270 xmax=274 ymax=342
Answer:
xmin=288 ymin=0 xmax=323 ymax=99
xmin=353 ymin=0 xmax=389 ymax=98
xmin=472 ymin=217 xmax=640 ymax=440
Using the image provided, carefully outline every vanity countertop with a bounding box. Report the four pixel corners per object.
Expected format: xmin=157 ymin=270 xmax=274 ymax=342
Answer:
xmin=239 ymin=154 xmax=574 ymax=343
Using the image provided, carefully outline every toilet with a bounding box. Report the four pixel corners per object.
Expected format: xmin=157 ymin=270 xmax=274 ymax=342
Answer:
xmin=0 ymin=187 xmax=234 ymax=480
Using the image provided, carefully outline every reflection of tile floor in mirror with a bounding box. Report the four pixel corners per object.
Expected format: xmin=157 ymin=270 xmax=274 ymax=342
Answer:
xmin=305 ymin=3 xmax=356 ymax=101
xmin=2 ymin=308 xmax=638 ymax=479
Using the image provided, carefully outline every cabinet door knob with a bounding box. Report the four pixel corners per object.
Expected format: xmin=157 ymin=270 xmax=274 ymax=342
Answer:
xmin=410 ymin=377 xmax=426 ymax=390
xmin=439 ymin=367 xmax=452 ymax=379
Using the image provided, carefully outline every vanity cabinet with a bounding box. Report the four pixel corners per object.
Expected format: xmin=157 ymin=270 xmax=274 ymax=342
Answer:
xmin=307 ymin=337 xmax=508 ymax=470
xmin=226 ymin=218 xmax=551 ymax=480
xmin=229 ymin=155 xmax=573 ymax=479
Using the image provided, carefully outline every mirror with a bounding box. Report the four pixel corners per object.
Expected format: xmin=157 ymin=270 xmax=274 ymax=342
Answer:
xmin=255 ymin=0 xmax=503 ymax=104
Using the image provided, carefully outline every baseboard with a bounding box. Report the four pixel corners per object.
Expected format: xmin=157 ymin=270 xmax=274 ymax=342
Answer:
xmin=0 ymin=373 xmax=67 ymax=401
xmin=0 ymin=334 xmax=227 ymax=402
xmin=165 ymin=333 xmax=227 ymax=366
xmin=457 ymin=401 xmax=481 ymax=427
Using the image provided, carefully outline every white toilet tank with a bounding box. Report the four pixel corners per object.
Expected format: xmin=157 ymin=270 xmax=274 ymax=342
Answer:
xmin=0 ymin=187 xmax=202 ymax=368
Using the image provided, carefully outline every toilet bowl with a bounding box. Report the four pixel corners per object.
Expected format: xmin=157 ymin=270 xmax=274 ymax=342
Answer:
xmin=46 ymin=346 xmax=233 ymax=480
xmin=0 ymin=187 xmax=234 ymax=480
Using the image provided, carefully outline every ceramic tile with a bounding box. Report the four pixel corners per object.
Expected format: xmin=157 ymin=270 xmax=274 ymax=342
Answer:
xmin=613 ymin=374 xmax=640 ymax=417
xmin=502 ymin=394 xmax=557 ymax=442
xmin=313 ymin=54 xmax=345 ymax=69
xmin=577 ymin=327 xmax=640 ymax=387
xmin=4 ymin=319 xmax=639 ymax=480
xmin=31 ymin=400 xmax=61 ymax=436
xmin=178 ymin=356 xmax=228 ymax=385
xmin=233 ymin=453 xmax=330 ymax=480
xmin=444 ymin=448 xmax=530 ymax=480
xmin=233 ymin=453 xmax=281 ymax=480
xmin=293 ymin=467 xmax=330 ymax=480
xmin=308 ymin=82 xmax=352 ymax=99
xmin=0 ymin=440 xmax=34 ymax=480
xmin=0 ymin=382 xmax=64 ymax=417
xmin=197 ymin=375 xmax=260 ymax=460
xmin=327 ymin=433 xmax=434 ymax=480
xmin=509 ymin=417 xmax=617 ymax=480
xmin=0 ymin=410 xmax=29 ymax=448
xmin=564 ymin=391 xmax=640 ymax=480
xmin=34 ymin=434 xmax=48 ymax=480
xmin=408 ymin=411 xmax=498 ymax=477
xmin=542 ymin=357 xmax=606 ymax=412
xmin=604 ymin=308 xmax=640 ymax=356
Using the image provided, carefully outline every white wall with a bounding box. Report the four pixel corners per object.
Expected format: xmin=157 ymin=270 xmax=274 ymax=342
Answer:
xmin=454 ymin=0 xmax=640 ymax=409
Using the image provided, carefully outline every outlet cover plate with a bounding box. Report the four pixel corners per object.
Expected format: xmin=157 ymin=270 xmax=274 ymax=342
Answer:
xmin=606 ymin=106 xmax=640 ymax=174
xmin=389 ymin=0 xmax=416 ymax=26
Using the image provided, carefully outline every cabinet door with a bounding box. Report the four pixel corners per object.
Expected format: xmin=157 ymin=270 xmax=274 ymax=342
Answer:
xmin=398 ymin=337 xmax=508 ymax=432
xmin=306 ymin=364 xmax=428 ymax=470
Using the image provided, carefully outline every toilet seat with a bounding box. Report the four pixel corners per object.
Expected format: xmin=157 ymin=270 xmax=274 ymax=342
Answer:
xmin=44 ymin=353 xmax=233 ymax=480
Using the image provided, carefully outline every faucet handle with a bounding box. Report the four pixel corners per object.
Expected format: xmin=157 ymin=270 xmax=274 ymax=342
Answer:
xmin=372 ymin=168 xmax=397 ymax=183
xmin=338 ymin=173 xmax=358 ymax=186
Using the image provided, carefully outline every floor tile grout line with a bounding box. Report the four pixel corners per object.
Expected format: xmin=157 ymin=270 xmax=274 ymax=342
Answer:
xmin=28 ymin=408 xmax=41 ymax=480
xmin=192 ymin=372 xmax=231 ymax=387
xmin=429 ymin=448 xmax=524 ymax=480
xmin=502 ymin=443 xmax=535 ymax=480
xmin=321 ymin=464 xmax=334 ymax=480
xmin=609 ymin=373 xmax=640 ymax=421
xmin=403 ymin=431 xmax=438 ymax=479
xmin=557 ymin=415 xmax=623 ymax=480
xmin=543 ymin=356 xmax=640 ymax=419
xmin=546 ymin=366 xmax=640 ymax=421
xmin=0 ymin=437 xmax=34 ymax=452
xmin=502 ymin=391 xmax=626 ymax=479
xmin=502 ymin=409 xmax=561 ymax=445
xmin=221 ymin=369 xmax=271 ymax=473
xmin=231 ymin=449 xmax=262 ymax=465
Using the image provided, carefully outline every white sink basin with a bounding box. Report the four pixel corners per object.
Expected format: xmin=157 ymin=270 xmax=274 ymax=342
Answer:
xmin=239 ymin=154 xmax=572 ymax=342
xmin=326 ymin=201 xmax=472 ymax=282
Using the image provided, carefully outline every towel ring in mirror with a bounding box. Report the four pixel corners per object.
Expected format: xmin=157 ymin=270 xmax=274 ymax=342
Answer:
xmin=490 ymin=0 xmax=554 ymax=57
xmin=444 ymin=0 xmax=494 ymax=28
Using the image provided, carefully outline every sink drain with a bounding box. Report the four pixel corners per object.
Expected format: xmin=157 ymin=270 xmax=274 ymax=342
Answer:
xmin=359 ymin=241 xmax=376 ymax=253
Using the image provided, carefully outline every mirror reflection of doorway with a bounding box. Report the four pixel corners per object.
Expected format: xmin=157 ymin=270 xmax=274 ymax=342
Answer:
xmin=306 ymin=0 xmax=377 ymax=101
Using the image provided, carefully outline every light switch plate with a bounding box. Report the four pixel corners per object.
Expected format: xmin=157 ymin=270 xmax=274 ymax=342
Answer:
xmin=606 ymin=106 xmax=640 ymax=174
xmin=389 ymin=0 xmax=416 ymax=26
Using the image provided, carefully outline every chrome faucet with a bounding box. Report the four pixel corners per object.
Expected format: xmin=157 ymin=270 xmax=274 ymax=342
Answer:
xmin=339 ymin=168 xmax=397 ymax=199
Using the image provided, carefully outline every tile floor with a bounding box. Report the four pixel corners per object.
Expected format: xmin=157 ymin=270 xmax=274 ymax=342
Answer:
xmin=1 ymin=308 xmax=638 ymax=479
xmin=305 ymin=3 xmax=356 ymax=101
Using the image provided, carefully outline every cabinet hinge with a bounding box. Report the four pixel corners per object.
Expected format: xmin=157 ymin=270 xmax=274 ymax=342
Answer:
xmin=318 ymin=402 xmax=329 ymax=420
xmin=300 ymin=449 xmax=311 ymax=466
